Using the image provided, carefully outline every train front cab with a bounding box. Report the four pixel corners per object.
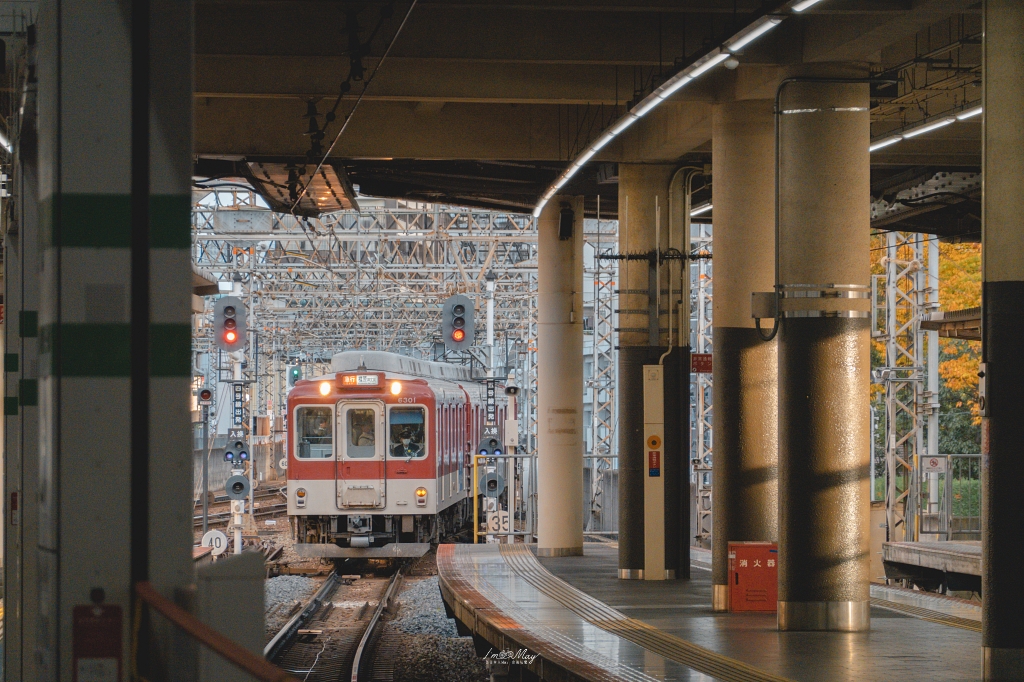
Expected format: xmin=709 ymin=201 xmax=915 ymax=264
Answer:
xmin=287 ymin=372 xmax=438 ymax=547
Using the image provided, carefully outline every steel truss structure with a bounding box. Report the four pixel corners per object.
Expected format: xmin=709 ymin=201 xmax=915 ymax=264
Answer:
xmin=585 ymin=217 xmax=618 ymax=532
xmin=690 ymin=223 xmax=713 ymax=544
xmin=192 ymin=190 xmax=542 ymax=451
xmin=873 ymin=232 xmax=940 ymax=542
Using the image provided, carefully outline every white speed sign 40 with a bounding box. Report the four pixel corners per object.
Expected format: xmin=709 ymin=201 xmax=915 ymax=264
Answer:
xmin=201 ymin=529 xmax=230 ymax=556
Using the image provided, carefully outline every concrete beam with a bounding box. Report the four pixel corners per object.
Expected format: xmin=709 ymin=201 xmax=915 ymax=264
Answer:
xmin=196 ymin=55 xmax=623 ymax=104
xmin=802 ymin=0 xmax=980 ymax=64
xmin=196 ymin=99 xmax=565 ymax=159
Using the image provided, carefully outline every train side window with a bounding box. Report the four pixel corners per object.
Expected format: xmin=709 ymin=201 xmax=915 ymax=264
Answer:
xmin=389 ymin=407 xmax=426 ymax=459
xmin=296 ymin=406 xmax=333 ymax=459
xmin=346 ymin=408 xmax=377 ymax=458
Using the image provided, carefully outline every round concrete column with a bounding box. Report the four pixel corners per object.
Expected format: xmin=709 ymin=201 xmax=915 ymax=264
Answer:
xmin=982 ymin=1 xmax=1024 ymax=676
xmin=710 ymin=100 xmax=779 ymax=611
xmin=777 ymin=81 xmax=871 ymax=632
xmin=537 ymin=196 xmax=584 ymax=557
xmin=616 ymin=163 xmax=680 ymax=578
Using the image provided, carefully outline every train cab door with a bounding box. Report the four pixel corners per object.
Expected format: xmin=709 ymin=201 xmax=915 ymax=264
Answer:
xmin=336 ymin=401 xmax=386 ymax=509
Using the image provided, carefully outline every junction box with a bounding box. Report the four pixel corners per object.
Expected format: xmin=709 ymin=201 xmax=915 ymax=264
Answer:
xmin=727 ymin=541 xmax=778 ymax=611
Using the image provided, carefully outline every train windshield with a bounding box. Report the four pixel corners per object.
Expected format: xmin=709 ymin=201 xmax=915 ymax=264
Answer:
xmin=295 ymin=406 xmax=333 ymax=459
xmin=346 ymin=408 xmax=378 ymax=458
xmin=389 ymin=407 xmax=426 ymax=459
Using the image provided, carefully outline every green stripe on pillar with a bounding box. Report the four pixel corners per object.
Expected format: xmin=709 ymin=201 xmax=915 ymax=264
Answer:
xmin=151 ymin=195 xmax=192 ymax=249
xmin=4 ymin=397 xmax=18 ymax=415
xmin=20 ymin=311 xmax=38 ymax=338
xmin=39 ymin=323 xmax=191 ymax=377
xmin=38 ymin=193 xmax=191 ymax=248
xmin=55 ymin=194 xmax=131 ymax=248
xmin=5 ymin=353 xmax=19 ymax=372
xmin=57 ymin=323 xmax=131 ymax=376
xmin=151 ymin=323 xmax=191 ymax=377
xmin=19 ymin=379 xmax=38 ymax=406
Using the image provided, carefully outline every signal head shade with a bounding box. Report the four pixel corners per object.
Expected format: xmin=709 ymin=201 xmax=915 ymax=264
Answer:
xmin=214 ymin=296 xmax=246 ymax=351
xmin=441 ymin=294 xmax=474 ymax=351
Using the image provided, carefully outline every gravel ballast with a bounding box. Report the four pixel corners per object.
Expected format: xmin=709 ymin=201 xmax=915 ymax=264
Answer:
xmin=385 ymin=576 xmax=487 ymax=682
xmin=264 ymin=575 xmax=324 ymax=637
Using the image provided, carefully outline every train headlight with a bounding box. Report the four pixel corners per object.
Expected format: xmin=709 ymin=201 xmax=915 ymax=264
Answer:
xmin=415 ymin=487 xmax=428 ymax=506
xmin=390 ymin=381 xmax=402 ymax=395
xmin=296 ymin=487 xmax=307 ymax=508
xmin=319 ymin=381 xmax=331 ymax=396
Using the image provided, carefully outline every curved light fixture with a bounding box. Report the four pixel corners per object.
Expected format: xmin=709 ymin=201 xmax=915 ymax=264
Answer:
xmin=533 ymin=1 xmax=818 ymax=219
xmin=870 ymin=104 xmax=981 ymax=153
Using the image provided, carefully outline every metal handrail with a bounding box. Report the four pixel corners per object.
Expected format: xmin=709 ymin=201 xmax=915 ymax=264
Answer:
xmin=134 ymin=581 xmax=299 ymax=682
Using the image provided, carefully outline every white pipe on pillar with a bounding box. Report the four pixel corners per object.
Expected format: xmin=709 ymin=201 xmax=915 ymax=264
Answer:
xmin=536 ymin=197 xmax=584 ymax=557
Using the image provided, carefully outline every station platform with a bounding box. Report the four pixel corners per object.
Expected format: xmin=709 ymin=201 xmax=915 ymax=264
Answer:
xmin=438 ymin=542 xmax=982 ymax=682
xmin=882 ymin=541 xmax=982 ymax=593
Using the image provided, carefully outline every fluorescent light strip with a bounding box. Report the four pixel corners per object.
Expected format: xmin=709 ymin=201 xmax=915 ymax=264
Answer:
xmin=612 ymin=116 xmax=637 ymax=136
xmin=727 ymin=16 xmax=783 ymax=52
xmin=0 ymin=129 xmax=10 ymax=153
xmin=656 ymin=75 xmax=693 ymax=100
xmin=957 ymin=105 xmax=983 ymax=120
xmin=902 ymin=116 xmax=956 ymax=138
xmin=792 ymin=0 xmax=824 ymax=11
xmin=690 ymin=203 xmax=713 ymax=217
xmin=533 ymin=5 xmax=828 ymax=216
xmin=868 ymin=135 xmax=902 ymax=152
xmin=591 ymin=133 xmax=615 ymax=152
xmin=689 ymin=52 xmax=731 ymax=79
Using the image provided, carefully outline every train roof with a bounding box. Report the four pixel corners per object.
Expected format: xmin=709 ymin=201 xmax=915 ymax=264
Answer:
xmin=330 ymin=350 xmax=474 ymax=383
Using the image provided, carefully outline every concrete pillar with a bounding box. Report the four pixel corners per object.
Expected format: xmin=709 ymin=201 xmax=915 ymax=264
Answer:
xmin=35 ymin=0 xmax=194 ymax=673
xmin=537 ymin=196 xmax=584 ymax=556
xmin=3 ymin=30 xmax=42 ymax=677
xmin=982 ymin=1 xmax=1024 ymax=676
xmin=776 ymin=80 xmax=871 ymax=631
xmin=616 ymin=164 xmax=686 ymax=580
xmin=710 ymin=100 xmax=779 ymax=611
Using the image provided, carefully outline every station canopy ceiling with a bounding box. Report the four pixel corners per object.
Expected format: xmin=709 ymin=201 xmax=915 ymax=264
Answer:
xmin=194 ymin=0 xmax=982 ymax=238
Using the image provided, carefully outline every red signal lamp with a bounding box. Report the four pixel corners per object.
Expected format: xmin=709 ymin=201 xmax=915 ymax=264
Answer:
xmin=452 ymin=329 xmax=465 ymax=342
xmin=225 ymin=330 xmax=237 ymax=343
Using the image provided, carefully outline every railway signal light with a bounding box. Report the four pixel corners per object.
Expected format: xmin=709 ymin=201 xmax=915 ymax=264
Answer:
xmin=198 ymin=386 xmax=213 ymax=406
xmin=214 ymin=296 xmax=247 ymax=352
xmin=287 ymin=365 xmax=302 ymax=387
xmin=441 ymin=294 xmax=474 ymax=351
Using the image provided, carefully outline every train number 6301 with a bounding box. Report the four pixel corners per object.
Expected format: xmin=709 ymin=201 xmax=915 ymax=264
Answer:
xmin=397 ymin=397 xmax=416 ymax=404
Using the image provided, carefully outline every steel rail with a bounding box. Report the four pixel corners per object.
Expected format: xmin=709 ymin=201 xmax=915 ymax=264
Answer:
xmin=350 ymin=566 xmax=404 ymax=682
xmin=263 ymin=571 xmax=341 ymax=661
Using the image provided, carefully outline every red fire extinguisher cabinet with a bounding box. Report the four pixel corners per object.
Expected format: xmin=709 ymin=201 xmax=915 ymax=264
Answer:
xmin=728 ymin=541 xmax=778 ymax=612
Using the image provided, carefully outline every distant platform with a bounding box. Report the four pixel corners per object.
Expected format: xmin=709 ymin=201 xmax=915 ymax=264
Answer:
xmin=882 ymin=541 xmax=981 ymax=593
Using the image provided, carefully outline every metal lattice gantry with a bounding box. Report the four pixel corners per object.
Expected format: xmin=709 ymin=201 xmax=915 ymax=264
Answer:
xmin=690 ymin=222 xmax=713 ymax=544
xmin=192 ymin=189 xmax=539 ymax=361
xmin=192 ymin=189 xmax=542 ymax=449
xmin=585 ymin=216 xmax=619 ymax=531
xmin=873 ymin=232 xmax=940 ymax=542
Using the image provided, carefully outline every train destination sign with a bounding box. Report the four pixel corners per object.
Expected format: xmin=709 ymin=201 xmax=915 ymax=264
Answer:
xmin=342 ymin=373 xmax=380 ymax=386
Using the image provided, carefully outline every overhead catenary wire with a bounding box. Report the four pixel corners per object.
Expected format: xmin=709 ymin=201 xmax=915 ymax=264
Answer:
xmin=288 ymin=0 xmax=419 ymax=216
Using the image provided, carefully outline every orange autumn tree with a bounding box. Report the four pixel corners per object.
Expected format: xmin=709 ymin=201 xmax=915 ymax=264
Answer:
xmin=870 ymin=237 xmax=982 ymax=454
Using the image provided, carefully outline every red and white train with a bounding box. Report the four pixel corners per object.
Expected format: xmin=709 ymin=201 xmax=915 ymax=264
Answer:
xmin=286 ymin=351 xmax=505 ymax=548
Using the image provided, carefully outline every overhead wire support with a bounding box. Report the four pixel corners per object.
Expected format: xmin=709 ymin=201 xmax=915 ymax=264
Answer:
xmin=288 ymin=0 xmax=419 ymax=215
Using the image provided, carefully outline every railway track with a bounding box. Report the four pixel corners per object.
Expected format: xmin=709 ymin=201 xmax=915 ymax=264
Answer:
xmin=193 ymin=485 xmax=289 ymax=527
xmin=266 ymin=566 xmax=405 ymax=681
